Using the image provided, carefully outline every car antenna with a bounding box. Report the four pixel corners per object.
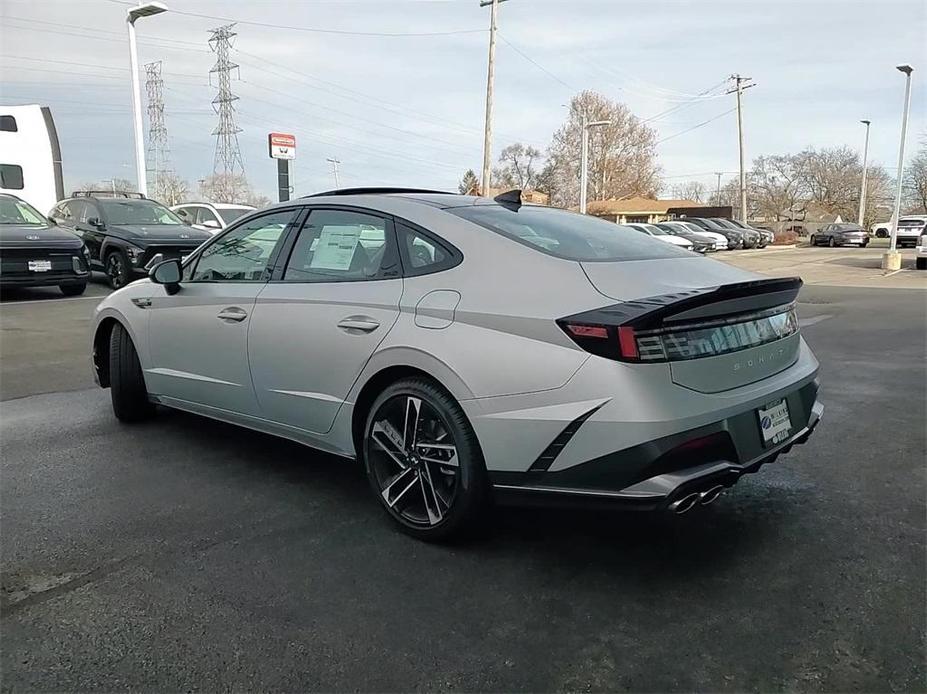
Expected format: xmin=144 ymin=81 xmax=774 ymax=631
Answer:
xmin=493 ymin=189 xmax=523 ymax=207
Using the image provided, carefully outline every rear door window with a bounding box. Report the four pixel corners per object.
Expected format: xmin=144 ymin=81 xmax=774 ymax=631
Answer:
xmin=282 ymin=209 xmax=400 ymax=282
xmin=450 ymin=204 xmax=691 ymax=261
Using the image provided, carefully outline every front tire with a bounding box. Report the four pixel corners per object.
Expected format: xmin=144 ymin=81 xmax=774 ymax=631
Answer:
xmin=362 ymin=378 xmax=488 ymax=541
xmin=109 ymin=322 xmax=154 ymax=422
xmin=916 ymin=257 xmax=926 ymax=270
xmin=60 ymin=282 xmax=87 ymax=296
xmin=104 ymin=249 xmax=132 ymax=290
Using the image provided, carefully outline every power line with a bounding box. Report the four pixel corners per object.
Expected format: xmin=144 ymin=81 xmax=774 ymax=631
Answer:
xmin=497 ymin=33 xmax=575 ymax=91
xmin=169 ymin=8 xmax=485 ymax=38
xmin=208 ymin=24 xmax=245 ymax=176
xmin=655 ymin=108 xmax=736 ymax=144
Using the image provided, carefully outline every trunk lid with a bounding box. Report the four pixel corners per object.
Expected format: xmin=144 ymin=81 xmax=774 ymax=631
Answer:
xmin=578 ymin=258 xmax=802 ymax=393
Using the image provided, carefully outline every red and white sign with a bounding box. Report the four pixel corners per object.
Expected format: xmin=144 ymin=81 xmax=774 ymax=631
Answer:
xmin=268 ymin=132 xmax=296 ymax=160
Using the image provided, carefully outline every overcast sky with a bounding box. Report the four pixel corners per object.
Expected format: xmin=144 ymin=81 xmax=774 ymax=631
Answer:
xmin=1 ymin=0 xmax=925 ymax=199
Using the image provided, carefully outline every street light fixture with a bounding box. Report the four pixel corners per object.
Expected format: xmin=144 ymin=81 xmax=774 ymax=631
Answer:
xmin=858 ymin=119 xmax=871 ymax=227
xmin=580 ymin=118 xmax=611 ymax=214
xmin=883 ymin=63 xmax=914 ymax=270
xmin=126 ymin=2 xmax=168 ymax=197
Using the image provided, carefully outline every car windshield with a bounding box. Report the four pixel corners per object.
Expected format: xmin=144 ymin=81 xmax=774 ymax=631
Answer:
xmin=98 ymin=199 xmax=183 ymax=226
xmin=0 ymin=197 xmax=46 ymax=225
xmin=639 ymin=224 xmax=667 ymax=236
xmin=217 ymin=208 xmax=251 ymax=224
xmin=449 ymin=204 xmax=692 ymax=262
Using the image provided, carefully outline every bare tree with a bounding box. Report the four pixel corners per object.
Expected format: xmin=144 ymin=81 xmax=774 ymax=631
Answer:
xmin=904 ymin=139 xmax=927 ymax=214
xmin=544 ymin=90 xmax=660 ymax=209
xmin=152 ymin=172 xmax=190 ymax=206
xmin=458 ymin=169 xmax=480 ymax=195
xmin=492 ymin=143 xmax=542 ymax=189
xmin=749 ymin=155 xmax=808 ymax=221
xmin=199 ymin=173 xmax=252 ymax=204
xmin=77 ymin=178 xmax=135 ymax=194
xmin=669 ymin=181 xmax=706 ymax=202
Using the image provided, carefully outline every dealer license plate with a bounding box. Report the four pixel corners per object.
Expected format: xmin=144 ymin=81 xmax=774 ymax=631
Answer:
xmin=758 ymin=399 xmax=791 ymax=446
xmin=28 ymin=260 xmax=52 ymax=272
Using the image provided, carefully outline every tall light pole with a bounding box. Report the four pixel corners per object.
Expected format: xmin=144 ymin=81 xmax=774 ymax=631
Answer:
xmin=857 ymin=119 xmax=871 ymax=227
xmin=884 ymin=63 xmax=915 ymax=270
xmin=326 ymin=157 xmax=341 ymax=188
xmin=126 ymin=2 xmax=168 ymax=197
xmin=479 ymin=0 xmax=508 ymax=196
xmin=579 ymin=117 xmax=611 ymax=214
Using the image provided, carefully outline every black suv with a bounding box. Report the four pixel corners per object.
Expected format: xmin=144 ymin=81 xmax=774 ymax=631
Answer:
xmin=49 ymin=192 xmax=211 ymax=289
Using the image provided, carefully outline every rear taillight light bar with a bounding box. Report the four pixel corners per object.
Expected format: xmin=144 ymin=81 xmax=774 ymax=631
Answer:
xmin=558 ymin=303 xmax=799 ymax=364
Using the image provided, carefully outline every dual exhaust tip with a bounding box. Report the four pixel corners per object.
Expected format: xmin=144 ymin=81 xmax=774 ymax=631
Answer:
xmin=668 ymin=485 xmax=725 ymax=515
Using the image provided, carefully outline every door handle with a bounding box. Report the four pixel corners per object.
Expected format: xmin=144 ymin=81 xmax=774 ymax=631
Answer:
xmin=217 ymin=307 xmax=248 ymax=322
xmin=337 ymin=316 xmax=380 ymax=333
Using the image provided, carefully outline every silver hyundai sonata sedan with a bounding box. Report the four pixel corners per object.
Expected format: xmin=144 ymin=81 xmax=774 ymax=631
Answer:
xmin=91 ymin=188 xmax=823 ymax=540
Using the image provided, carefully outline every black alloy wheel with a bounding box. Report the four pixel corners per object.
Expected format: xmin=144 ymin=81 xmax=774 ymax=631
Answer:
xmin=105 ymin=250 xmax=131 ymax=289
xmin=363 ymin=378 xmax=487 ymax=540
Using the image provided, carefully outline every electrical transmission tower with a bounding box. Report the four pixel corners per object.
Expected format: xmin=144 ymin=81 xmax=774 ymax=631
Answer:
xmin=208 ymin=24 xmax=245 ymax=177
xmin=144 ymin=61 xmax=172 ymax=195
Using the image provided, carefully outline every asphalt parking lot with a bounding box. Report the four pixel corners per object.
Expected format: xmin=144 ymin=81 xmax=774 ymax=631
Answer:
xmin=1 ymin=254 xmax=925 ymax=692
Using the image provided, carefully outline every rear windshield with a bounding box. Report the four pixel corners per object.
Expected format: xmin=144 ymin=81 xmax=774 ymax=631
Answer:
xmin=449 ymin=205 xmax=692 ymax=262
xmin=898 ymin=218 xmax=926 ymax=227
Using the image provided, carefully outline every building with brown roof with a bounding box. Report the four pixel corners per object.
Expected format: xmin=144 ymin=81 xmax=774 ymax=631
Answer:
xmin=584 ymin=196 xmax=705 ymax=224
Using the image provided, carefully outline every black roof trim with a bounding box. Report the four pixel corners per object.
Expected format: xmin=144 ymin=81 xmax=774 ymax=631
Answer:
xmin=303 ymin=187 xmax=459 ymax=198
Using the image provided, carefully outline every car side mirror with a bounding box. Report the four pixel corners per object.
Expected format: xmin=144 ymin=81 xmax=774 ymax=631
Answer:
xmin=87 ymin=217 xmax=105 ymax=229
xmin=149 ymin=258 xmax=182 ymax=295
xmin=203 ymin=219 xmax=221 ymax=229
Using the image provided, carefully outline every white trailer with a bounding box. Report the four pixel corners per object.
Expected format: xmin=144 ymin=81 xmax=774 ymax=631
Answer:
xmin=0 ymin=104 xmax=64 ymax=215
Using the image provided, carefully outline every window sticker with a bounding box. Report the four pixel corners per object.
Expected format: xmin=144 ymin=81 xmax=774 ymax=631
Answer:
xmin=309 ymin=225 xmax=361 ymax=270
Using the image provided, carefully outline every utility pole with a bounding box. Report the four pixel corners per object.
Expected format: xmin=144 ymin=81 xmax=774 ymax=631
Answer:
xmin=209 ymin=24 xmax=245 ymax=177
xmin=858 ymin=119 xmax=871 ymax=227
xmin=715 ymin=172 xmax=723 ymax=206
xmin=728 ymin=75 xmax=755 ymax=222
xmin=326 ymin=157 xmax=341 ymax=188
xmin=479 ymin=0 xmax=508 ymax=196
xmin=144 ymin=61 xmax=172 ymax=199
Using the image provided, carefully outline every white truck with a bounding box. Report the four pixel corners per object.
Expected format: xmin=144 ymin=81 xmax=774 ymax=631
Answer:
xmin=0 ymin=104 xmax=64 ymax=215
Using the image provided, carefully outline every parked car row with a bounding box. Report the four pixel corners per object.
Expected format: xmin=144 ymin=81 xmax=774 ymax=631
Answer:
xmin=624 ymin=217 xmax=773 ymax=253
xmin=0 ymin=191 xmax=246 ymax=295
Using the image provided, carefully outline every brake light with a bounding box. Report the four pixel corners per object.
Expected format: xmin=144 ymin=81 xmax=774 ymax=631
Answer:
xmin=617 ymin=326 xmax=638 ymax=359
xmin=566 ymin=324 xmax=608 ymax=339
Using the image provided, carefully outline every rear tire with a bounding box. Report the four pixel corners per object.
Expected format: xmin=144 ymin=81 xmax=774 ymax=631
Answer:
xmin=916 ymin=257 xmax=926 ymax=270
xmin=809 ymin=235 xmax=816 ymax=246
xmin=109 ymin=322 xmax=154 ymax=422
xmin=828 ymin=236 xmax=837 ymax=247
xmin=59 ymin=282 xmax=87 ymax=296
xmin=362 ymin=377 xmax=488 ymax=542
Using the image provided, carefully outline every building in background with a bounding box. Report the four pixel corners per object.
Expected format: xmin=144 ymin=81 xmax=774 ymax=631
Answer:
xmin=584 ymin=196 xmax=704 ymax=224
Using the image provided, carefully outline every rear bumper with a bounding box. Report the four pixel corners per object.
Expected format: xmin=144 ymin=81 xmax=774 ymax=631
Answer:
xmin=491 ymin=390 xmax=823 ymax=511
